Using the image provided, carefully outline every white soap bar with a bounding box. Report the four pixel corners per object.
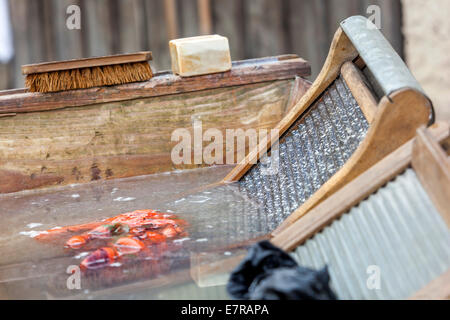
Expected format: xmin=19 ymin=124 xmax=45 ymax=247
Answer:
xmin=169 ymin=35 xmax=232 ymax=77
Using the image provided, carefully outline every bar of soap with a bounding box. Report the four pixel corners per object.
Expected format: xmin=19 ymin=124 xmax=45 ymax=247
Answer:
xmin=169 ymin=35 xmax=232 ymax=77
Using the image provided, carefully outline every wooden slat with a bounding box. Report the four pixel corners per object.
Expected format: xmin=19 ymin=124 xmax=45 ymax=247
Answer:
xmin=164 ymin=0 xmax=179 ymax=40
xmin=288 ymin=0 xmax=329 ymax=79
xmin=52 ymin=0 xmax=85 ymax=61
xmin=0 ymin=55 xmax=310 ymax=114
xmin=211 ymin=0 xmax=245 ymax=60
xmin=144 ymin=0 xmax=171 ymax=71
xmin=412 ymin=125 xmax=450 ymax=227
xmin=118 ymin=0 xmax=147 ymax=53
xmin=409 ymin=269 xmax=450 ymax=300
xmin=27 ymin=1 xmax=47 ymax=62
xmin=0 ymin=76 xmax=308 ymax=193
xmin=177 ymin=0 xmax=198 ymax=37
xmin=0 ymin=88 xmax=26 ymax=97
xmin=41 ymin=0 xmax=56 ymax=61
xmin=22 ymin=52 xmax=153 ymax=75
xmin=197 ymin=0 xmax=212 ymax=35
xmin=244 ymin=0 xmax=286 ymax=58
xmin=8 ymin=0 xmax=30 ymax=89
xmin=0 ymin=113 xmax=15 ymax=118
xmin=353 ymin=56 xmax=366 ymax=69
xmin=190 ymin=253 xmax=245 ymax=287
xmin=271 ymin=122 xmax=450 ymax=251
xmin=61 ymin=268 xmax=192 ymax=300
xmin=341 ymin=61 xmax=378 ymax=122
xmin=84 ymin=0 xmax=115 ymax=57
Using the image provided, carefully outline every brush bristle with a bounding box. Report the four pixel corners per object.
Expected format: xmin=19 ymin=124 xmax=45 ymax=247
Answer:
xmin=25 ymin=61 xmax=153 ymax=93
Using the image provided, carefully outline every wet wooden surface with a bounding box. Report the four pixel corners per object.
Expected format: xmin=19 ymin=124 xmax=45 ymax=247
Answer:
xmin=0 ymin=75 xmax=310 ymax=193
xmin=0 ymin=56 xmax=309 ymax=114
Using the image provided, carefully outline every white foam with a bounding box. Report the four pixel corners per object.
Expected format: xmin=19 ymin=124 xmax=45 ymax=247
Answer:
xmin=26 ymin=223 xmax=43 ymax=229
xmin=113 ymin=197 xmax=136 ymax=202
xmin=173 ymin=237 xmax=190 ymax=243
xmin=19 ymin=230 xmax=45 ymax=238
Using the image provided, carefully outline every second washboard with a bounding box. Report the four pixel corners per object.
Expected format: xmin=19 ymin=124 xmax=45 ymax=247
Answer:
xmin=291 ymin=168 xmax=449 ymax=299
xmin=272 ymin=124 xmax=450 ymax=299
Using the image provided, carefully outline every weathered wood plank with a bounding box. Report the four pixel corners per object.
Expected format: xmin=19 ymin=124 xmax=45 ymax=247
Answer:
xmin=22 ymin=52 xmax=153 ymax=75
xmin=169 ymin=35 xmax=230 ymax=76
xmin=3 ymin=0 xmax=404 ymax=89
xmin=341 ymin=61 xmax=378 ymax=122
xmin=211 ymin=0 xmax=245 ymax=60
xmin=359 ymin=0 xmax=403 ymax=56
xmin=273 ymin=88 xmax=432 ymax=235
xmin=41 ymin=0 xmax=56 ymax=62
xmin=144 ymin=0 xmax=172 ymax=71
xmin=163 ymin=0 xmax=179 ymax=40
xmin=288 ymin=0 xmax=329 ymax=79
xmin=177 ymin=0 xmax=199 ymax=37
xmin=412 ymin=126 xmax=450 ymax=227
xmin=0 ymin=56 xmax=310 ymax=114
xmin=8 ymin=0 xmax=30 ymax=89
xmin=51 ymin=0 xmax=85 ymax=61
xmin=409 ymin=269 xmax=450 ymax=300
xmin=0 ymin=78 xmax=303 ymax=193
xmin=244 ymin=0 xmax=286 ymax=58
xmin=326 ymin=0 xmax=360 ymax=37
xmin=84 ymin=0 xmax=114 ymax=57
xmin=118 ymin=0 xmax=147 ymax=53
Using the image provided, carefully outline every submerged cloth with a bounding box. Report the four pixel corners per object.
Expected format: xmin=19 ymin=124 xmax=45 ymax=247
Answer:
xmin=227 ymin=241 xmax=337 ymax=300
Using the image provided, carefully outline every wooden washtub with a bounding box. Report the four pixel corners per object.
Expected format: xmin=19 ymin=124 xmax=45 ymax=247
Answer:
xmin=0 ymin=55 xmax=310 ymax=193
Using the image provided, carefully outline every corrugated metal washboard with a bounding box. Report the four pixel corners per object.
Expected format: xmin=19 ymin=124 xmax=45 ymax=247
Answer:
xmin=291 ymin=169 xmax=450 ymax=299
xmin=238 ymin=76 xmax=368 ymax=231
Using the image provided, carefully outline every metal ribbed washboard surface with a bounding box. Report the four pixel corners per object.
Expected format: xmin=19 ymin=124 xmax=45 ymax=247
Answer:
xmin=238 ymin=76 xmax=369 ymax=231
xmin=291 ymin=169 xmax=450 ymax=299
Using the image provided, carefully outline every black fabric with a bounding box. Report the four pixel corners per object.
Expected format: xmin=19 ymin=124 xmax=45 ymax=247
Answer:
xmin=227 ymin=240 xmax=337 ymax=300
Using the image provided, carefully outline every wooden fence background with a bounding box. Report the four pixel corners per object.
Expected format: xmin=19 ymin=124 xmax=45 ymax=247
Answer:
xmin=0 ymin=0 xmax=402 ymax=90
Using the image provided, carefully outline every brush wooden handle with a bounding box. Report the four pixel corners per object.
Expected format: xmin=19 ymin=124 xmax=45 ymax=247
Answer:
xmin=21 ymin=51 xmax=152 ymax=75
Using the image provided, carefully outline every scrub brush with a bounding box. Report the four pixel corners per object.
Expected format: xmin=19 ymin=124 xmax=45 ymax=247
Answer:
xmin=22 ymin=51 xmax=153 ymax=93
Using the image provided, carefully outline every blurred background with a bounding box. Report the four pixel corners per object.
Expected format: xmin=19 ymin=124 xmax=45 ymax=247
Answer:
xmin=0 ymin=0 xmax=448 ymax=119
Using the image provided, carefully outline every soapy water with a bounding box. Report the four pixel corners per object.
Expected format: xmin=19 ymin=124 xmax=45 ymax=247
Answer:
xmin=238 ymin=77 xmax=368 ymax=227
xmin=0 ymin=77 xmax=370 ymax=299
xmin=0 ymin=165 xmax=267 ymax=299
